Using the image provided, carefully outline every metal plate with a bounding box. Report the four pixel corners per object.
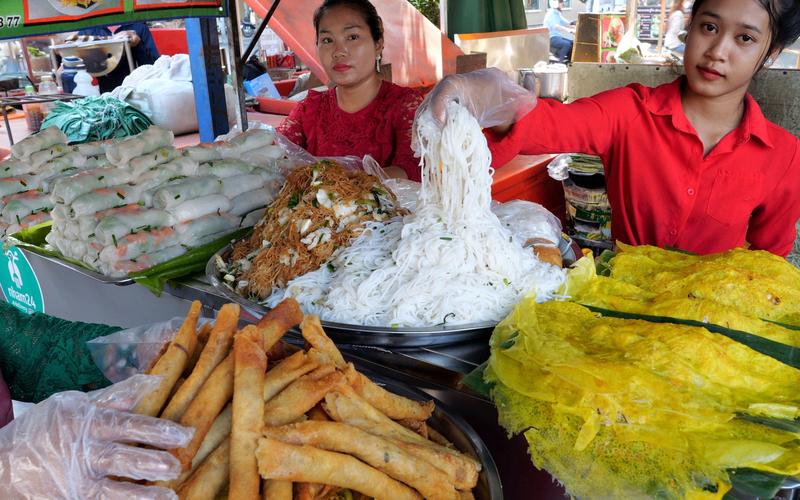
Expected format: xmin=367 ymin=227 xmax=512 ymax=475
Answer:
xmin=16 ymin=246 xmax=135 ymax=286
xmin=339 ymin=369 xmax=502 ymax=500
xmin=206 ymin=244 xmax=499 ymax=348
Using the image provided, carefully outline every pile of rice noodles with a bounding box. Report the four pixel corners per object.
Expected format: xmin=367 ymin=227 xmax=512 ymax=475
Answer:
xmin=267 ymin=102 xmax=566 ymax=326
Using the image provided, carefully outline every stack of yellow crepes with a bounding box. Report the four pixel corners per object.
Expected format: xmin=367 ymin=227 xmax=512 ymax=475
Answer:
xmin=485 ymin=244 xmax=800 ymax=499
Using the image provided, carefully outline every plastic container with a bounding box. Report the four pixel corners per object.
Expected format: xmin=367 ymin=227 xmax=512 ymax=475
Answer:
xmin=38 ymin=75 xmax=58 ymax=115
xmin=60 ymin=56 xmax=85 ymax=94
xmin=22 ymin=85 xmax=43 ymax=133
xmin=73 ymin=68 xmax=100 ymax=97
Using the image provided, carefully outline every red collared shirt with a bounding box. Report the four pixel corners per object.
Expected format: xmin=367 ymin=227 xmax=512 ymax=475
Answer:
xmin=487 ymin=77 xmax=800 ymax=256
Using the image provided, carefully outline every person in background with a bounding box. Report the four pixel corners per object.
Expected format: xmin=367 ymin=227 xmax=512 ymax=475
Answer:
xmin=664 ymin=0 xmax=688 ymax=54
xmin=277 ymin=0 xmax=424 ymax=181
xmin=422 ymin=0 xmax=800 ymax=257
xmin=75 ymin=22 xmax=160 ymax=93
xmin=544 ymin=0 xmax=576 ymax=63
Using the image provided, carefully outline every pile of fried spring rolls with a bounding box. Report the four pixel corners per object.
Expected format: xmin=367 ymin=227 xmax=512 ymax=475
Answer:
xmin=130 ymin=298 xmax=481 ymax=500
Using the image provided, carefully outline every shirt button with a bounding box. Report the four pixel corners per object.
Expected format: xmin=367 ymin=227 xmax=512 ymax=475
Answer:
xmin=670 ymin=229 xmax=678 ymax=236
xmin=687 ymin=188 xmax=695 ymax=196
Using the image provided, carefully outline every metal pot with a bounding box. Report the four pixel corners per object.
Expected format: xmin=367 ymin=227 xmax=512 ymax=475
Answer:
xmin=533 ymin=62 xmax=568 ymax=101
xmin=517 ymin=68 xmax=537 ymax=94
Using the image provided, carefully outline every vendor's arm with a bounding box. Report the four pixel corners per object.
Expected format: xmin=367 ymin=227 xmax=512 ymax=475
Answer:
xmin=746 ymin=140 xmax=800 ymax=256
xmin=0 ymin=302 xmax=119 ymax=403
xmin=386 ymin=89 xmax=425 ymax=182
xmin=485 ymin=89 xmax=626 ymax=168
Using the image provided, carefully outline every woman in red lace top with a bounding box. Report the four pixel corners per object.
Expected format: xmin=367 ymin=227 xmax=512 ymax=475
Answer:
xmin=277 ymin=0 xmax=424 ymax=182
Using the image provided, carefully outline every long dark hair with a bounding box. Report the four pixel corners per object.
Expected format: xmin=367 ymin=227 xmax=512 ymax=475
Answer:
xmin=690 ymin=0 xmax=800 ymax=56
xmin=313 ymin=0 xmax=384 ymax=44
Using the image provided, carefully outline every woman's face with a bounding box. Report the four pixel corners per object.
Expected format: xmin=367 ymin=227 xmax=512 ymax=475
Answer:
xmin=683 ymin=0 xmax=772 ymax=99
xmin=316 ymin=6 xmax=383 ymax=88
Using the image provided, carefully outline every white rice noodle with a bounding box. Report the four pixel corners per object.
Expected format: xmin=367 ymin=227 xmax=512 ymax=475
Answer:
xmin=267 ymin=102 xmax=566 ymax=327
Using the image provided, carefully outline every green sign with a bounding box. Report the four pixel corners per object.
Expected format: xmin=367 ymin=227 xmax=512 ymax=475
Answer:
xmin=0 ymin=0 xmax=226 ymax=40
xmin=0 ymin=246 xmax=44 ymax=314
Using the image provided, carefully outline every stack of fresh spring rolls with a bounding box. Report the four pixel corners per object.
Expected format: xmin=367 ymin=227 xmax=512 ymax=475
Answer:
xmin=43 ymin=126 xmax=286 ymax=277
xmin=0 ymin=126 xmax=111 ymax=237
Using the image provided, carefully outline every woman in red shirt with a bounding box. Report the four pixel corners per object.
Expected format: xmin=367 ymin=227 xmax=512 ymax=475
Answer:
xmin=278 ymin=0 xmax=424 ymax=181
xmin=422 ymin=0 xmax=800 ymax=256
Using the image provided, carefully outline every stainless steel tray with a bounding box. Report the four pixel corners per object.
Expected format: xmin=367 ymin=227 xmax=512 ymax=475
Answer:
xmin=16 ymin=245 xmax=135 ymax=286
xmin=206 ymin=244 xmax=498 ymax=348
xmin=334 ymin=369 xmax=502 ymax=500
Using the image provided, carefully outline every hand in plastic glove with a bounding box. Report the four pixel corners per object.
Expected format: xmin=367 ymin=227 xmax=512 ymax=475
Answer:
xmin=415 ymin=67 xmax=537 ymax=133
xmin=0 ymin=375 xmax=193 ymax=500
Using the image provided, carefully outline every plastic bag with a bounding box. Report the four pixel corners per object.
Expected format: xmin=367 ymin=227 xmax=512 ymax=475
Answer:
xmin=86 ymin=317 xmax=211 ymax=383
xmin=492 ymin=199 xmax=562 ymax=246
xmin=383 ymin=178 xmax=421 ymax=211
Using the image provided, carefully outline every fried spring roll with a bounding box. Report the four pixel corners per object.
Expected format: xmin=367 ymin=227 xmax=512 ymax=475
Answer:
xmin=263 ymin=350 xmax=319 ymax=402
xmin=300 ymin=315 xmax=346 ymax=367
xmin=322 ymin=389 xmax=481 ymax=489
xmin=263 ymin=421 xmax=460 ymax=500
xmin=264 ymin=370 xmax=344 ymax=427
xmin=135 ymin=301 xmax=202 ymax=416
xmin=263 ymin=479 xmax=293 ymax=500
xmin=177 ymin=437 xmax=230 ymax=500
xmin=184 ymin=322 xmax=213 ymax=378
xmin=344 ymin=364 xmax=434 ymax=421
xmin=156 ymin=404 xmax=232 ymax=490
xmin=162 ymin=303 xmax=240 ymax=421
xmin=255 ymin=438 xmax=421 ymax=500
xmin=230 ymin=334 xmax=267 ymax=500
xmin=256 ymin=298 xmax=304 ymax=347
xmin=174 ymin=354 xmax=234 ymax=469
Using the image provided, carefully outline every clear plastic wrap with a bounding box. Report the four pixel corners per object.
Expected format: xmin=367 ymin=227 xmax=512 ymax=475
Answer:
xmin=0 ymin=374 xmax=193 ymax=499
xmin=87 ymin=317 xmax=211 ymax=383
xmin=492 ymin=199 xmax=563 ymax=246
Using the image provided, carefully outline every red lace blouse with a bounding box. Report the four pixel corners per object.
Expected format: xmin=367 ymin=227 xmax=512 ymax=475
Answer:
xmin=277 ymin=81 xmax=424 ymax=182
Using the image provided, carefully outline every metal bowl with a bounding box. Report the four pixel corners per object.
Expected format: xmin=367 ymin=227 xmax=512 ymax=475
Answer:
xmin=51 ymin=40 xmax=126 ymax=77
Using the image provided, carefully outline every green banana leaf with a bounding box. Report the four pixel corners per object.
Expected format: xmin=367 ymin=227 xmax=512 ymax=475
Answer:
xmin=129 ymin=228 xmax=251 ymax=295
xmin=461 ymin=360 xmax=492 ymax=399
xmin=725 ymin=468 xmax=788 ymax=499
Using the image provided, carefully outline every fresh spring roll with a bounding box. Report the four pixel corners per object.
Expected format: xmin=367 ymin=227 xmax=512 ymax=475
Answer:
xmin=197 ymin=159 xmax=254 ymax=178
xmin=99 ymin=226 xmax=175 ymax=263
xmin=28 ymin=144 xmax=72 ymax=169
xmin=1 ymin=191 xmax=53 ymax=224
xmin=174 ymin=213 xmax=239 ymax=246
xmin=230 ymin=188 xmax=273 ymax=217
xmin=38 ymin=152 xmax=95 ymax=178
xmin=152 ymin=176 xmax=224 ymax=209
xmin=6 ymin=211 xmax=51 ymax=235
xmin=51 ymin=167 xmax=135 ymax=205
xmin=129 ymin=147 xmax=180 ymax=177
xmin=134 ymin=157 xmax=199 ymax=192
xmin=94 ymin=209 xmax=175 ymax=246
xmin=168 ymin=194 xmax=231 ymax=223
xmin=69 ymin=186 xmax=142 ymax=218
xmin=0 ymin=176 xmax=40 ymax=199
xmin=0 ymin=159 xmax=37 ymax=177
xmin=72 ymin=204 xmax=145 ymax=239
xmin=219 ymin=129 xmax=276 ymax=158
xmin=61 ymin=221 xmax=80 ymax=240
xmin=51 ymin=204 xmax=69 ymax=222
xmin=74 ymin=140 xmax=110 ymax=157
xmin=105 ymin=126 xmax=174 ymax=165
xmin=11 ymin=126 xmax=67 ymax=160
xmin=221 ymin=173 xmax=265 ymax=199
xmin=100 ymin=244 xmax=187 ymax=277
xmin=182 ymin=143 xmax=223 ymax=163
xmin=240 ymin=208 xmax=266 ymax=228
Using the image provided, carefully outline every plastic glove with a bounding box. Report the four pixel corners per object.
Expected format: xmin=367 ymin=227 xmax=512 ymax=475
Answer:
xmin=0 ymin=375 xmax=194 ymax=500
xmin=415 ymin=67 xmax=537 ymax=131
